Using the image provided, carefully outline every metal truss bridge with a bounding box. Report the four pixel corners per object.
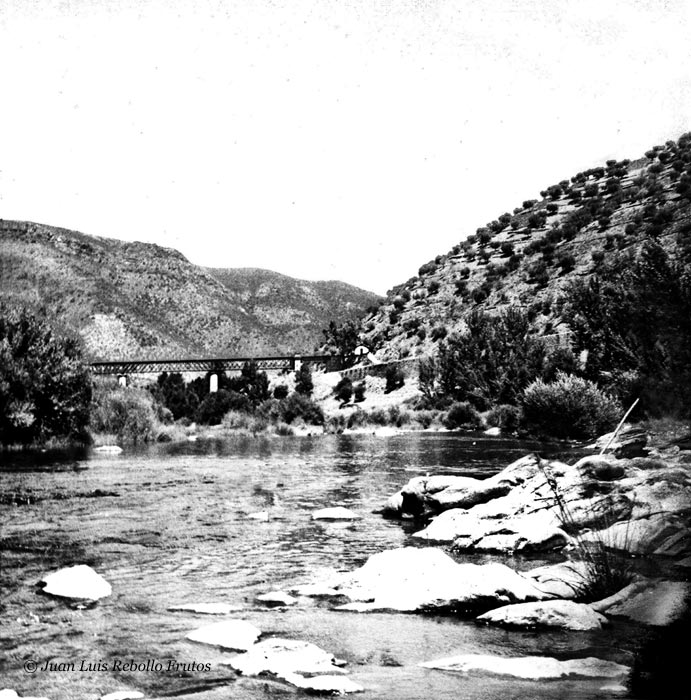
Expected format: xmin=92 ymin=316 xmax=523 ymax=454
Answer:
xmin=89 ymin=354 xmax=339 ymax=376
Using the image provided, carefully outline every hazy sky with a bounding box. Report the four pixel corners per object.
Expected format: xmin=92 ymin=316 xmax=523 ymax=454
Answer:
xmin=1 ymin=0 xmax=689 ymax=294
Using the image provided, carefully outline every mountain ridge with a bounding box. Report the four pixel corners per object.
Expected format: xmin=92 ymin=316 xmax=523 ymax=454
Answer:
xmin=0 ymin=220 xmax=381 ymax=360
xmin=360 ymin=134 xmax=691 ymax=362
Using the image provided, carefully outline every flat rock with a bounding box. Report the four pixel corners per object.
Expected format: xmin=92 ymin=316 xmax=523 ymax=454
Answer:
xmin=328 ymin=547 xmax=547 ymax=612
xmin=477 ymin=600 xmax=607 ymax=630
xmin=224 ymin=637 xmax=346 ymax=677
xmin=40 ymin=565 xmax=112 ymax=601
xmin=525 ymin=561 xmax=591 ymax=600
xmin=185 ymin=619 xmax=261 ymax=650
xmin=604 ymin=580 xmax=691 ymax=626
xmin=0 ymin=691 xmax=51 ymax=700
xmin=420 ymin=654 xmax=630 ymax=680
xmin=284 ymin=673 xmax=364 ymax=693
xmin=256 ymin=591 xmax=297 ymax=607
xmin=169 ymin=603 xmax=242 ymax=614
xmin=94 ymin=445 xmax=123 ymax=454
xmin=247 ymin=511 xmax=270 ymax=521
xmin=100 ymin=692 xmax=145 ymax=700
xmin=312 ymin=506 xmax=360 ymax=521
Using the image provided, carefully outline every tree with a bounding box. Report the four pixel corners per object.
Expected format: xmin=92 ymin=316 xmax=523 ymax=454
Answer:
xmin=0 ymin=305 xmax=91 ymax=445
xmin=429 ymin=308 xmax=548 ymax=409
xmin=562 ymin=241 xmax=691 ymax=415
xmin=322 ymin=320 xmax=360 ymax=368
xmin=295 ymin=362 xmax=314 ymax=396
xmin=334 ymin=376 xmax=353 ymax=404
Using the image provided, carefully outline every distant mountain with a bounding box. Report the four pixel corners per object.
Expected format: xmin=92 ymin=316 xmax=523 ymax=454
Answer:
xmin=361 ymin=132 xmax=691 ymax=360
xmin=0 ymin=222 xmax=382 ymax=360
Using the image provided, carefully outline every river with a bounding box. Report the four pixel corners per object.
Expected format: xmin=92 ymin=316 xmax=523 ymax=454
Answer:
xmin=1 ymin=433 xmax=646 ymax=699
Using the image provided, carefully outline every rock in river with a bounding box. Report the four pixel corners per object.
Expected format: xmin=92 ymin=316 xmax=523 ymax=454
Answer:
xmin=186 ymin=619 xmax=261 ymax=650
xmin=40 ymin=565 xmax=112 ymax=601
xmin=0 ymin=691 xmax=51 ymax=700
xmin=476 ymin=599 xmax=607 ymax=630
xmin=223 ymin=638 xmax=363 ymax=693
xmin=256 ymin=591 xmax=297 ymax=607
xmin=169 ymin=602 xmax=242 ymax=615
xmin=321 ymin=547 xmax=548 ymax=613
xmin=312 ymin=506 xmax=360 ymax=521
xmin=420 ymin=653 xmax=630 ymax=680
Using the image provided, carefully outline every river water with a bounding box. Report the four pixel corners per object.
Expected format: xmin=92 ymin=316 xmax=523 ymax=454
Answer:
xmin=1 ymin=433 xmax=645 ymax=699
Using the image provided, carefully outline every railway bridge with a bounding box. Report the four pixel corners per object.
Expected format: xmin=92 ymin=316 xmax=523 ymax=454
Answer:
xmin=89 ymin=354 xmax=340 ymax=392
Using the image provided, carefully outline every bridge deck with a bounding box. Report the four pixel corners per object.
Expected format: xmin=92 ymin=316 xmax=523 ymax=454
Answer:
xmin=89 ymin=355 xmax=337 ymax=375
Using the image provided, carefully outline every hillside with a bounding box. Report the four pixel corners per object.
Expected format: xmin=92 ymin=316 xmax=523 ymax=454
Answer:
xmin=361 ymin=133 xmax=691 ymax=361
xmin=0 ymin=222 xmax=381 ymax=360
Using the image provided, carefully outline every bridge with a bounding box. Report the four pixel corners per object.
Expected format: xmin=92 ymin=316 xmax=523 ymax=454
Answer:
xmin=89 ymin=354 xmax=340 ymax=390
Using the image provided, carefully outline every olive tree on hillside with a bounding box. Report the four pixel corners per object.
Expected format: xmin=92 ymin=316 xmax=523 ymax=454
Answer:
xmin=0 ymin=304 xmax=91 ymax=445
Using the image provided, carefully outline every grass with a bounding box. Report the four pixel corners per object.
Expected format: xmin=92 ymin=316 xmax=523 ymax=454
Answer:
xmin=537 ymin=459 xmax=634 ymax=603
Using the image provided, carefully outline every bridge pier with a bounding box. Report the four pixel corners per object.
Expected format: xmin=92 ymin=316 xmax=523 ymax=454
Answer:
xmin=209 ymin=373 xmax=218 ymax=394
xmin=118 ymin=375 xmax=128 ymax=388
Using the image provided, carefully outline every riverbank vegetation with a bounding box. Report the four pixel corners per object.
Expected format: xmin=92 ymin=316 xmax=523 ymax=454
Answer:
xmin=0 ymin=304 xmax=91 ymax=447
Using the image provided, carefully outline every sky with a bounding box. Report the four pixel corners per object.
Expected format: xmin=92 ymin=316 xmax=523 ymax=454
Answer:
xmin=1 ymin=0 xmax=690 ymax=295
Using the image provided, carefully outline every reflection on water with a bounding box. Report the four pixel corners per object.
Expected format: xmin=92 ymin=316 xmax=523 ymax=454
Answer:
xmin=0 ymin=433 xmax=635 ymax=699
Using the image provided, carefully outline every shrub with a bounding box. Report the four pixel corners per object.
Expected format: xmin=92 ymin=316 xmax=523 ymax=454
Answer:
xmin=153 ymin=372 xmax=200 ymax=420
xmin=295 ymin=363 xmax=313 ymax=396
xmin=385 ymin=364 xmax=405 ymax=393
xmin=557 ymin=253 xmax=576 ymax=273
xmin=486 ymin=404 xmax=523 ymax=432
xmin=273 ymin=384 xmax=289 ymax=400
xmin=196 ymin=390 xmax=238 ymax=425
xmin=334 ymin=376 xmax=353 ymax=404
xmin=0 ymin=305 xmax=91 ymax=445
xmin=387 ymin=405 xmax=412 ymax=427
xmin=431 ymin=325 xmax=447 ymax=342
xmin=281 ymin=392 xmax=324 ymax=424
xmin=521 ymin=372 xmax=621 ymax=440
xmin=354 ymin=382 xmax=366 ymax=402
xmin=500 ymin=241 xmax=515 ymax=257
xmin=443 ymin=401 xmax=483 ymax=430
xmin=427 ymin=279 xmax=440 ymax=294
xmin=90 ymin=384 xmax=159 ymax=444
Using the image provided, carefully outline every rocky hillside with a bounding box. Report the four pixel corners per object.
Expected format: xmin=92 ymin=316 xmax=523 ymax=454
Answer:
xmin=0 ymin=222 xmax=381 ymax=360
xmin=362 ymin=133 xmax=691 ymax=360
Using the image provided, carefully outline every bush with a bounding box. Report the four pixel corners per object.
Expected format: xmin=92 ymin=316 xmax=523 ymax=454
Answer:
xmin=427 ymin=279 xmax=440 ymax=294
xmin=90 ymin=384 xmax=159 ymax=444
xmin=500 ymin=241 xmax=515 ymax=257
xmin=486 ymin=404 xmax=523 ymax=432
xmin=334 ymin=376 xmax=353 ymax=404
xmin=521 ymin=372 xmax=621 ymax=440
xmin=354 ymin=382 xmax=366 ymax=402
xmin=196 ymin=390 xmax=238 ymax=425
xmin=0 ymin=305 xmax=91 ymax=445
xmin=281 ymin=392 xmax=324 ymax=425
xmin=385 ymin=364 xmax=405 ymax=393
xmin=295 ymin=363 xmax=314 ymax=396
xmin=152 ymin=372 xmax=200 ymax=420
xmin=273 ymin=384 xmax=289 ymax=400
xmin=443 ymin=401 xmax=483 ymax=430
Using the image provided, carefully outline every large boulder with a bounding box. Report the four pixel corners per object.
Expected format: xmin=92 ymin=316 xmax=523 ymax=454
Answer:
xmin=597 ymin=580 xmax=691 ymax=626
xmin=419 ymin=654 xmax=630 ymax=680
xmin=476 ymin=599 xmax=607 ymax=630
xmin=318 ymin=547 xmax=549 ymax=613
xmin=40 ymin=565 xmax=111 ymax=602
xmin=594 ymin=425 xmax=648 ymax=458
xmin=398 ymin=454 xmax=544 ymax=517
